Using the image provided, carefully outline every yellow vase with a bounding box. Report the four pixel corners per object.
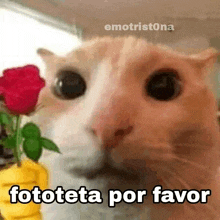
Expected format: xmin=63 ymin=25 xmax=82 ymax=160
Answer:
xmin=0 ymin=160 xmax=48 ymax=220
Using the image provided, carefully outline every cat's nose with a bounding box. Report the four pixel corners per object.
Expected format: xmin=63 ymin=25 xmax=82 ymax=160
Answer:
xmin=91 ymin=124 xmax=133 ymax=148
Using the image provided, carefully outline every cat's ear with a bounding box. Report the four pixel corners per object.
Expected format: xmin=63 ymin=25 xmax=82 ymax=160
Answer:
xmin=191 ymin=48 xmax=220 ymax=70
xmin=37 ymin=48 xmax=55 ymax=62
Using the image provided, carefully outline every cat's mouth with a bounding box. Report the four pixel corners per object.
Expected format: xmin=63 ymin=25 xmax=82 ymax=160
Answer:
xmin=59 ymin=144 xmax=162 ymax=190
xmin=70 ymin=152 xmax=152 ymax=185
xmin=73 ymin=162 xmax=140 ymax=181
xmin=71 ymin=158 xmax=158 ymax=192
xmin=71 ymin=148 xmax=139 ymax=180
xmin=64 ymin=148 xmax=159 ymax=191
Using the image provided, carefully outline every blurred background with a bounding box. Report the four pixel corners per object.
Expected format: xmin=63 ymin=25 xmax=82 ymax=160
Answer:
xmin=0 ymin=0 xmax=219 ymax=98
xmin=0 ymin=1 xmax=219 ymax=218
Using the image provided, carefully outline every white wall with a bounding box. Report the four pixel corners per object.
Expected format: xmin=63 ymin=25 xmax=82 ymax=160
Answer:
xmin=0 ymin=8 xmax=81 ymax=77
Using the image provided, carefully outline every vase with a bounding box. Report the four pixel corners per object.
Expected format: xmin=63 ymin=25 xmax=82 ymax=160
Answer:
xmin=0 ymin=160 xmax=48 ymax=220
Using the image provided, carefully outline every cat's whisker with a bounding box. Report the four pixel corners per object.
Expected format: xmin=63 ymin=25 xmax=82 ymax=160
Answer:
xmin=201 ymin=203 xmax=220 ymax=218
xmin=158 ymin=175 xmax=174 ymax=189
xmin=153 ymin=165 xmax=193 ymax=189
xmin=185 ymin=200 xmax=219 ymax=218
xmin=35 ymin=103 xmax=45 ymax=112
xmin=156 ymin=159 xmax=214 ymax=188
xmin=159 ymin=173 xmax=219 ymax=217
xmin=169 ymin=155 xmax=209 ymax=172
xmin=174 ymin=142 xmax=215 ymax=149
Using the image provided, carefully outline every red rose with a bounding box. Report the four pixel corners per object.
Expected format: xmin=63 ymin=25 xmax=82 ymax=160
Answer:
xmin=0 ymin=65 xmax=45 ymax=115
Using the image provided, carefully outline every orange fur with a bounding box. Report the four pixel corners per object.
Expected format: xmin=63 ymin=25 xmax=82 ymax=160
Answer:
xmin=35 ymin=36 xmax=220 ymax=220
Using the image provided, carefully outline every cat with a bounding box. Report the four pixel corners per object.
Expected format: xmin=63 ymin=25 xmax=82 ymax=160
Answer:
xmin=34 ymin=36 xmax=220 ymax=220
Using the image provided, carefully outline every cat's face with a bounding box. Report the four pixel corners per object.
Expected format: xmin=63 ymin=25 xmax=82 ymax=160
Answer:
xmin=36 ymin=36 xmax=220 ymax=192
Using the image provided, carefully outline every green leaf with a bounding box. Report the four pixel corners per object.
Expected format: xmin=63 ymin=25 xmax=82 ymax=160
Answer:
xmin=41 ymin=137 xmax=61 ymax=153
xmin=2 ymin=136 xmax=16 ymax=149
xmin=22 ymin=122 xmax=41 ymax=139
xmin=0 ymin=112 xmax=12 ymax=125
xmin=23 ymin=138 xmax=42 ymax=162
xmin=1 ymin=131 xmax=22 ymax=149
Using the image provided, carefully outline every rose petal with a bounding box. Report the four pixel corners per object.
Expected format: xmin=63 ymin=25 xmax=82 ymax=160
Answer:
xmin=1 ymin=65 xmax=46 ymax=114
xmin=4 ymin=92 xmax=40 ymax=114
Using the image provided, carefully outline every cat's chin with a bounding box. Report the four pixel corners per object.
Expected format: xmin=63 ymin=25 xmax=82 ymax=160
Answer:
xmin=66 ymin=162 xmax=158 ymax=193
xmin=53 ymin=145 xmax=159 ymax=192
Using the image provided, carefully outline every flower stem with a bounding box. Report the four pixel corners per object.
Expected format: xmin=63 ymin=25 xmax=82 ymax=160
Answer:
xmin=14 ymin=115 xmax=22 ymax=167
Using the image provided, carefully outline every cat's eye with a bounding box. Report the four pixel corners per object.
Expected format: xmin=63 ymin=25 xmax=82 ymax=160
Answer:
xmin=145 ymin=69 xmax=181 ymax=101
xmin=54 ymin=70 xmax=86 ymax=99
